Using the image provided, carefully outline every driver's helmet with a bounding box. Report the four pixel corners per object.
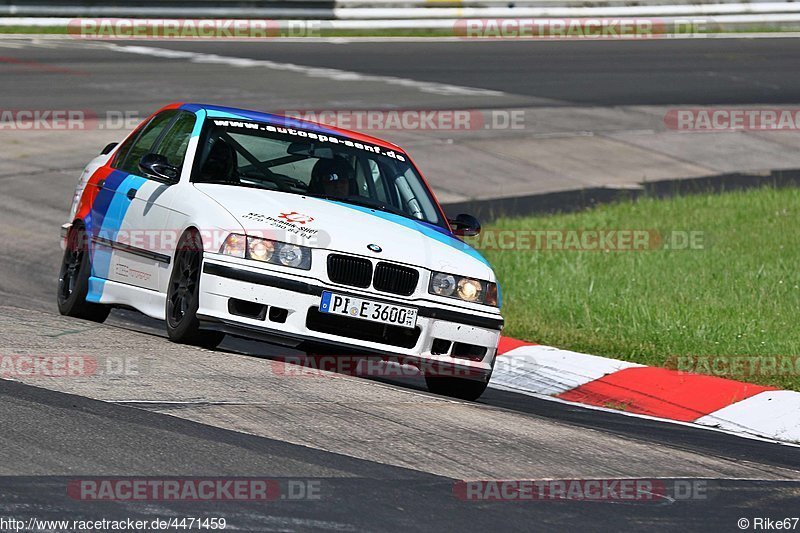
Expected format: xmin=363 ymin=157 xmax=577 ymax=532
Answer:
xmin=309 ymin=156 xmax=354 ymax=196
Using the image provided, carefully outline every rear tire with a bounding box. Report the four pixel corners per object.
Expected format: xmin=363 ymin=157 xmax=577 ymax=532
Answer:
xmin=165 ymin=230 xmax=225 ymax=349
xmin=56 ymin=224 xmax=110 ymax=323
xmin=425 ymin=375 xmax=490 ymax=401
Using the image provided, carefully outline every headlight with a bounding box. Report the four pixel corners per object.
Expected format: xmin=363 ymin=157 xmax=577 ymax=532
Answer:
xmin=248 ymin=237 xmax=275 ymax=262
xmin=278 ymin=244 xmax=303 ymax=268
xmin=457 ymin=278 xmax=482 ymax=302
xmin=220 ymin=234 xmax=311 ymax=270
xmin=220 ymin=233 xmax=246 ymax=258
xmin=429 ymin=271 xmax=498 ymax=307
xmin=485 ymin=282 xmax=498 ymax=307
xmin=430 ymin=273 xmax=457 ymax=297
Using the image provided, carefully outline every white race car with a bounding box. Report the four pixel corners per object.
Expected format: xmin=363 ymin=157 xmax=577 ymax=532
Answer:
xmin=58 ymin=103 xmax=503 ymax=399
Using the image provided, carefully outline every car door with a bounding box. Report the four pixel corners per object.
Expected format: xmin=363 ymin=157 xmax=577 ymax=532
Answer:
xmin=109 ymin=111 xmax=198 ymax=293
xmin=89 ymin=110 xmax=177 ymax=292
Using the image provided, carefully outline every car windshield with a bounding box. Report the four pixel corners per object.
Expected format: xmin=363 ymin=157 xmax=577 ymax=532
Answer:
xmin=193 ymin=118 xmax=446 ymax=228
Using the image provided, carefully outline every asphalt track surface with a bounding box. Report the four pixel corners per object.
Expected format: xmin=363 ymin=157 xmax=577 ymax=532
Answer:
xmin=0 ymin=37 xmax=799 ymax=531
xmin=79 ymin=38 xmax=800 ymax=106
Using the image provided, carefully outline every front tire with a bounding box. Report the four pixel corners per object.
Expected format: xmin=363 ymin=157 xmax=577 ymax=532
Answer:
xmin=166 ymin=230 xmax=225 ymax=349
xmin=57 ymin=224 xmax=110 ymax=323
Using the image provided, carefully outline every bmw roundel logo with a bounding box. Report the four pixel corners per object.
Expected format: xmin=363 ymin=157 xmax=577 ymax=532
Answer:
xmin=367 ymin=244 xmax=382 ymax=253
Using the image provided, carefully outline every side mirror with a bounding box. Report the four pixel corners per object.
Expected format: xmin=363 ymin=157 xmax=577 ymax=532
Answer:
xmin=101 ymin=142 xmax=118 ymax=155
xmin=449 ymin=213 xmax=481 ymax=237
xmin=139 ymin=153 xmax=179 ymax=183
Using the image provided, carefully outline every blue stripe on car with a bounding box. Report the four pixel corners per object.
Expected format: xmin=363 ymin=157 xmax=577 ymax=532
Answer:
xmin=86 ymin=173 xmax=147 ymax=302
xmin=87 ymin=170 xmax=128 ymax=236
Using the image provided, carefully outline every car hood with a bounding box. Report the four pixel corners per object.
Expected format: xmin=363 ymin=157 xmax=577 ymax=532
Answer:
xmin=194 ymin=184 xmax=494 ymax=280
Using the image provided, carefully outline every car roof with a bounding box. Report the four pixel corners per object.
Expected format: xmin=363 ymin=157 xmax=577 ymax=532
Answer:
xmin=173 ymin=102 xmax=405 ymax=153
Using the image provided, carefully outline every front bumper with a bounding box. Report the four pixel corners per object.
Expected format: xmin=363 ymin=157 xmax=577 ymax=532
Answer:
xmin=197 ymin=256 xmax=503 ymax=379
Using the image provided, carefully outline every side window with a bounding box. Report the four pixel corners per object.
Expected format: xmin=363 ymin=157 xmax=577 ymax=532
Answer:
xmin=111 ymin=131 xmax=139 ymax=169
xmin=153 ymin=112 xmax=196 ymax=168
xmin=117 ymin=111 xmax=177 ymax=174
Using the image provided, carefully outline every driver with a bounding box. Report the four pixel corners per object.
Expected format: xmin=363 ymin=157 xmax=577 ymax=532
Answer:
xmin=197 ymin=138 xmax=238 ymax=184
xmin=310 ymin=157 xmax=353 ymax=197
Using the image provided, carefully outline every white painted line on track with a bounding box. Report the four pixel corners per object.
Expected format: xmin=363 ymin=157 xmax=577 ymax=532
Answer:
xmin=98 ymin=42 xmax=508 ymax=97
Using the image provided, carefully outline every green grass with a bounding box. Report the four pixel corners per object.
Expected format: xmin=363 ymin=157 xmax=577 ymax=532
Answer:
xmin=481 ymin=187 xmax=800 ymax=390
xmin=0 ymin=26 xmax=69 ymax=34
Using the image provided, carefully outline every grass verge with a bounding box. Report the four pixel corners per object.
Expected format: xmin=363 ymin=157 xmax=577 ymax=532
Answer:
xmin=481 ymin=187 xmax=800 ymax=390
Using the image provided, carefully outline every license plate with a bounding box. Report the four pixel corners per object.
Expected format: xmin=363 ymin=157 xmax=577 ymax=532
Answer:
xmin=319 ymin=291 xmax=418 ymax=329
